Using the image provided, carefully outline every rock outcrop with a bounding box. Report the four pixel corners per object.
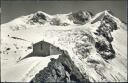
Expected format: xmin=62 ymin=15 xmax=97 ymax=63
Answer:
xmin=31 ymin=50 xmax=90 ymax=83
xmin=27 ymin=11 xmax=51 ymax=25
xmin=68 ymin=10 xmax=93 ymax=24
xmin=94 ymin=15 xmax=117 ymax=60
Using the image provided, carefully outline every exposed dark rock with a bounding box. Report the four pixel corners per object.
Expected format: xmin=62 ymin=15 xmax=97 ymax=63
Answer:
xmin=68 ymin=10 xmax=93 ymax=24
xmin=28 ymin=11 xmax=48 ymax=24
xmin=35 ymin=12 xmax=47 ymax=20
xmin=27 ymin=46 xmax=32 ymax=50
xmin=102 ymin=15 xmax=117 ymax=30
xmin=6 ymin=48 xmax=10 ymax=51
xmin=94 ymin=15 xmax=117 ymax=60
xmin=30 ymin=50 xmax=90 ymax=83
xmin=95 ymin=40 xmax=115 ymax=60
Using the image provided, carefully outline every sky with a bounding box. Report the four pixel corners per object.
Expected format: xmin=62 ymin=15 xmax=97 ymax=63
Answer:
xmin=1 ymin=0 xmax=127 ymax=24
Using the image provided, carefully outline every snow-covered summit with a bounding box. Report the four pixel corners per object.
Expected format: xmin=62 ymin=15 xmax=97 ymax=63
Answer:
xmin=1 ymin=10 xmax=125 ymax=30
xmin=26 ymin=11 xmax=53 ymax=25
xmin=91 ymin=10 xmax=123 ymax=24
xmin=68 ymin=10 xmax=93 ymax=24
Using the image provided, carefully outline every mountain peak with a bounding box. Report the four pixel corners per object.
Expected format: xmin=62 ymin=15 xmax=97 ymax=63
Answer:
xmin=2 ymin=10 xmax=124 ymax=28
xmin=34 ymin=11 xmax=50 ymax=17
xmin=68 ymin=10 xmax=93 ymax=24
xmin=90 ymin=10 xmax=123 ymax=25
xmin=104 ymin=9 xmax=114 ymax=16
xmin=26 ymin=11 xmax=52 ymax=25
xmin=74 ymin=10 xmax=93 ymax=17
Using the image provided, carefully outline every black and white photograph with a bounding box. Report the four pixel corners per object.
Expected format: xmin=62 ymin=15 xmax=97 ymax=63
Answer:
xmin=0 ymin=0 xmax=127 ymax=82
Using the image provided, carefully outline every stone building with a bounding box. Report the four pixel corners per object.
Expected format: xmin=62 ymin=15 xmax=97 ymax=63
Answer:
xmin=33 ymin=40 xmax=61 ymax=57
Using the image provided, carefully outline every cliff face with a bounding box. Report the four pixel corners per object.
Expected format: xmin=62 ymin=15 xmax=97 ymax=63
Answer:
xmin=31 ymin=50 xmax=90 ymax=83
xmin=68 ymin=10 xmax=93 ymax=24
